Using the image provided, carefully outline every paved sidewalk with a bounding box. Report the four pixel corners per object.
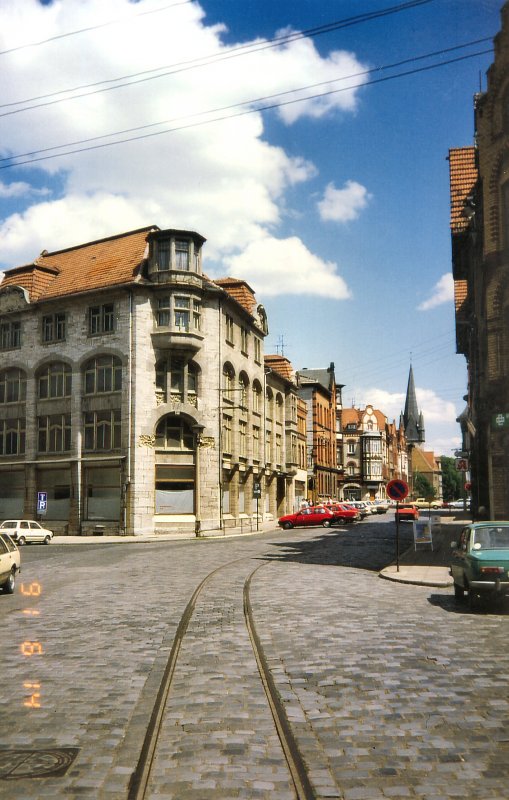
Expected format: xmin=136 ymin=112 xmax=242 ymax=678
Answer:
xmin=379 ymin=513 xmax=470 ymax=587
xmin=52 ymin=520 xmax=278 ymax=545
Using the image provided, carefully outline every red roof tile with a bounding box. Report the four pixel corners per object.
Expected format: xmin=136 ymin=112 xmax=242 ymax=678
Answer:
xmin=265 ymin=354 xmax=294 ymax=381
xmin=0 ymin=227 xmax=155 ymax=302
xmin=448 ymin=147 xmax=478 ymax=233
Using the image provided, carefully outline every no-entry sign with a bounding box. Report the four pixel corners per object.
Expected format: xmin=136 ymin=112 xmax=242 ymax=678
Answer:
xmin=386 ymin=479 xmax=409 ymax=501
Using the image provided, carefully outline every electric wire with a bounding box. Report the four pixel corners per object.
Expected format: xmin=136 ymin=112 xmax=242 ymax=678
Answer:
xmin=0 ymin=1 xmax=194 ymax=57
xmin=0 ymin=0 xmax=437 ymax=115
xmin=0 ymin=47 xmax=493 ymax=171
xmin=0 ymin=37 xmax=491 ymax=163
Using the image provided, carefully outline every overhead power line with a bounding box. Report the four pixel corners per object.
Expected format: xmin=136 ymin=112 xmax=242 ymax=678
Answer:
xmin=0 ymin=44 xmax=493 ymax=171
xmin=0 ymin=1 xmax=194 ymax=57
xmin=0 ymin=0 xmax=436 ymax=116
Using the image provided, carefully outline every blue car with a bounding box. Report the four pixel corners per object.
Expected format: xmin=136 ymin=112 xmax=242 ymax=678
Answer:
xmin=450 ymin=522 xmax=509 ymax=609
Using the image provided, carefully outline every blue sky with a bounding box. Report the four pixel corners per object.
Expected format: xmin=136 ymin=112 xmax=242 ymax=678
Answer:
xmin=0 ymin=0 xmax=501 ymax=454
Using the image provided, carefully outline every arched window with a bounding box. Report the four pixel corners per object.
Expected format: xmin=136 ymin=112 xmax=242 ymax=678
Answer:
xmin=0 ymin=368 xmax=26 ymax=404
xmin=38 ymin=414 xmax=71 ymax=453
xmin=38 ymin=362 xmax=72 ymax=399
xmin=276 ymin=393 xmax=284 ymax=421
xmin=238 ymin=372 xmax=249 ymax=409
xmin=155 ymin=416 xmax=194 ymax=450
xmin=252 ymin=380 xmax=262 ymax=414
xmin=223 ymin=363 xmax=235 ymax=403
xmin=84 ymin=355 xmax=122 ymax=394
xmin=0 ymin=418 xmax=25 ymax=455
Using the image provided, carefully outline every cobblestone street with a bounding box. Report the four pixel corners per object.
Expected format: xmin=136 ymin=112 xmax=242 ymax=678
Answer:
xmin=1 ymin=519 xmax=508 ymax=799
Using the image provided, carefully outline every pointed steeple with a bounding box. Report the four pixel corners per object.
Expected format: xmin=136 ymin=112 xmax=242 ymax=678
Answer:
xmin=402 ymin=365 xmax=425 ymax=444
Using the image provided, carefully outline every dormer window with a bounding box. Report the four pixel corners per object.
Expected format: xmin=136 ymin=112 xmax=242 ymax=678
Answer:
xmin=151 ymin=231 xmax=204 ymax=277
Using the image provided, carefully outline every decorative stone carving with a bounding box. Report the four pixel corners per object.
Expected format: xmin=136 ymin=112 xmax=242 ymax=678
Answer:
xmin=0 ymin=285 xmax=30 ymax=313
xmin=198 ymin=436 xmax=215 ymax=449
xmin=138 ymin=434 xmax=156 ymax=448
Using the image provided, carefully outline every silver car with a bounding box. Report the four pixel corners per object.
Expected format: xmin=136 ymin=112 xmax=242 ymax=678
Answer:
xmin=0 ymin=520 xmax=53 ymax=545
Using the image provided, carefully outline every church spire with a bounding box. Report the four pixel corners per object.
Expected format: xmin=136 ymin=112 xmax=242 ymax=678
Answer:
xmin=402 ymin=365 xmax=425 ymax=444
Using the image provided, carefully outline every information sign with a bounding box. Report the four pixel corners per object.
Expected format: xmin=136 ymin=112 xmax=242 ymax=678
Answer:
xmin=37 ymin=492 xmax=47 ymax=514
xmin=386 ymin=479 xmax=409 ymax=501
xmin=492 ymin=412 xmax=509 ymax=430
xmin=253 ymin=482 xmax=261 ymax=499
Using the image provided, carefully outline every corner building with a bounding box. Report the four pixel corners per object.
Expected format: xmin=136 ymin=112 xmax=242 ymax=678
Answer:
xmin=449 ymin=2 xmax=509 ymax=518
xmin=0 ymin=225 xmax=298 ymax=536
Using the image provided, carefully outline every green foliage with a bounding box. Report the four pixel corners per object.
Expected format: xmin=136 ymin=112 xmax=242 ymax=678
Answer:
xmin=413 ymin=472 xmax=435 ymax=499
xmin=440 ymin=456 xmax=462 ymax=501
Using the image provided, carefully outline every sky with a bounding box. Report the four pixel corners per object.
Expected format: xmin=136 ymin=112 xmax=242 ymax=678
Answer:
xmin=0 ymin=0 xmax=502 ymax=456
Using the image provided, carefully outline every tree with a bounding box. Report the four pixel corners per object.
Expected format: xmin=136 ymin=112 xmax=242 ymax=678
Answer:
xmin=413 ymin=471 xmax=435 ymax=499
xmin=440 ymin=456 xmax=462 ymax=501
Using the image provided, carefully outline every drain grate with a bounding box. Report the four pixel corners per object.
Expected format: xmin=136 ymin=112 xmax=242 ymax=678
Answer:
xmin=0 ymin=748 xmax=79 ymax=780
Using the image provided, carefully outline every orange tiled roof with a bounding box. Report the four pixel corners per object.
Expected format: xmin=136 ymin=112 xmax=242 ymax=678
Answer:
xmin=0 ymin=227 xmax=155 ymax=302
xmin=448 ymin=147 xmax=478 ymax=233
xmin=265 ymin=354 xmax=294 ymax=382
xmin=454 ymin=278 xmax=468 ymax=313
xmin=342 ymin=408 xmax=361 ymax=426
xmin=214 ymin=277 xmax=257 ymax=314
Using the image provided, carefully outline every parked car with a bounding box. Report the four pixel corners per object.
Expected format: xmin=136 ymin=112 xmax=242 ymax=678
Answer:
xmin=450 ymin=522 xmax=509 ymax=608
xmin=327 ymin=504 xmax=360 ymax=524
xmin=0 ymin=519 xmax=53 ymax=545
xmin=447 ymin=499 xmax=470 ymax=510
xmin=395 ymin=504 xmax=419 ymax=521
xmin=348 ymin=502 xmax=370 ymax=518
xmin=0 ymin=532 xmax=21 ymax=594
xmin=414 ymin=497 xmax=442 ymax=509
xmin=373 ymin=501 xmax=389 ymax=514
xmin=278 ymin=506 xmax=336 ymax=529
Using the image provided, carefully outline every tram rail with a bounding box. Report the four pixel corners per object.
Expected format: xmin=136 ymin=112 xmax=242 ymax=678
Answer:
xmin=127 ymin=556 xmax=317 ymax=800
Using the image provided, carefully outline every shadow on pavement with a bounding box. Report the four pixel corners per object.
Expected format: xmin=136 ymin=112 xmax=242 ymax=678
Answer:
xmin=261 ymin=522 xmax=415 ymax=572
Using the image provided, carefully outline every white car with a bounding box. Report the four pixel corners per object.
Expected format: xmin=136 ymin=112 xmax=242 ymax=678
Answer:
xmin=0 ymin=520 xmax=53 ymax=545
xmin=0 ymin=532 xmax=21 ymax=593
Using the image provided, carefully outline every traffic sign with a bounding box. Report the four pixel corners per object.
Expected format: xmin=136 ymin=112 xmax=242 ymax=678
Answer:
xmin=37 ymin=491 xmax=47 ymax=513
xmin=386 ymin=479 xmax=409 ymax=501
xmin=464 ymin=481 xmax=472 ymax=491
xmin=456 ymin=458 xmax=468 ymax=471
xmin=253 ymin=482 xmax=261 ymax=499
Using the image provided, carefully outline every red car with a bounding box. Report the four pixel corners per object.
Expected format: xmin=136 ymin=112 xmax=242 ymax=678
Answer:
xmin=278 ymin=506 xmax=336 ymax=529
xmin=395 ymin=504 xmax=419 ymax=521
xmin=327 ymin=504 xmax=360 ymax=523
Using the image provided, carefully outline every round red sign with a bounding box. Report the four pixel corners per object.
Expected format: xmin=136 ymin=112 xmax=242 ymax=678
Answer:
xmin=386 ymin=479 xmax=409 ymax=501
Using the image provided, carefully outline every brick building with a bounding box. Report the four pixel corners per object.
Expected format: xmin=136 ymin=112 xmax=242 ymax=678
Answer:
xmin=449 ymin=2 xmax=509 ymax=518
xmin=0 ymin=225 xmax=301 ymax=535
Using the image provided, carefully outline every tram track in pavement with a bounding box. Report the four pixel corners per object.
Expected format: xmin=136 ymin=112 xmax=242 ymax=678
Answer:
xmin=127 ymin=555 xmax=317 ymax=800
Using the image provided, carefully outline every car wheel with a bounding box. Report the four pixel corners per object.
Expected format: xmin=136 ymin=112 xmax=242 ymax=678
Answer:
xmin=17 ymin=536 xmax=26 ymax=546
xmin=43 ymin=535 xmax=51 ymax=545
xmin=322 ymin=519 xmax=332 ymax=528
xmin=282 ymin=522 xmax=293 ymax=530
xmin=453 ymin=583 xmax=465 ymax=603
xmin=2 ymin=569 xmax=16 ymax=594
xmin=336 ymin=517 xmax=345 ymax=524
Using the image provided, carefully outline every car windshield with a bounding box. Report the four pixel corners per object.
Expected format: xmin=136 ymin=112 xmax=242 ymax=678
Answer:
xmin=473 ymin=526 xmax=509 ymax=549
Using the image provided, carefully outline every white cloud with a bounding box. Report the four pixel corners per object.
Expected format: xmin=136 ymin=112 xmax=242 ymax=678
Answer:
xmin=317 ymin=180 xmax=372 ymax=223
xmin=0 ymin=0 xmax=367 ymax=298
xmin=418 ymin=273 xmax=454 ymax=311
xmin=352 ymin=386 xmax=460 ymax=456
xmin=0 ymin=181 xmax=49 ymax=199
xmin=221 ymin=235 xmax=351 ymax=299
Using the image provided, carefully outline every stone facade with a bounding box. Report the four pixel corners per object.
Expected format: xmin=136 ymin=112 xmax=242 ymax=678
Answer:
xmin=0 ymin=226 xmax=303 ymax=536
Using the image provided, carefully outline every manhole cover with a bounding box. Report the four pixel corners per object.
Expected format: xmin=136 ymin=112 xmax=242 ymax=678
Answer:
xmin=0 ymin=748 xmax=79 ymax=779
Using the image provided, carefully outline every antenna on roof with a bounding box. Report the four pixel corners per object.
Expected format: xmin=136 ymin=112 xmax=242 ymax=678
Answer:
xmin=275 ymin=335 xmax=286 ymax=356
